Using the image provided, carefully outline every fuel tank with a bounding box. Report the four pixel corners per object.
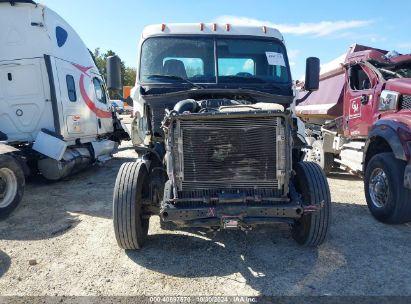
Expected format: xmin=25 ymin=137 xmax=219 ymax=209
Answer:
xmin=37 ymin=147 xmax=92 ymax=181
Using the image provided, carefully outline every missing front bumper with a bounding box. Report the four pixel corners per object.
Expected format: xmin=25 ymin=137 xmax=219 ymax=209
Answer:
xmin=160 ymin=203 xmax=306 ymax=228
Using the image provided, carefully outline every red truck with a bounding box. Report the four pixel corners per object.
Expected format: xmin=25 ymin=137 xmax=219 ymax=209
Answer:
xmin=297 ymin=44 xmax=411 ymax=224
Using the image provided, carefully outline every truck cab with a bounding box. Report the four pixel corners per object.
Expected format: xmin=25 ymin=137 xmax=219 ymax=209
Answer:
xmin=297 ymin=44 xmax=411 ymax=224
xmin=343 ymin=49 xmax=411 ymax=139
xmin=128 ymin=24 xmax=297 ymax=148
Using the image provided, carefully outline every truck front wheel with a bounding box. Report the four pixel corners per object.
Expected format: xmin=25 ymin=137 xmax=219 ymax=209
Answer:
xmin=291 ymin=162 xmax=331 ymax=246
xmin=364 ymin=152 xmax=411 ymax=224
xmin=113 ymin=161 xmax=150 ymax=249
xmin=0 ymin=155 xmax=25 ymax=219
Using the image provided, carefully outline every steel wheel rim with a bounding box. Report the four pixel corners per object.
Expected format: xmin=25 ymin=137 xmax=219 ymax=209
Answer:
xmin=305 ymin=145 xmax=322 ymax=164
xmin=369 ymin=168 xmax=390 ymax=208
xmin=0 ymin=168 xmax=18 ymax=208
xmin=312 ymin=145 xmax=322 ymax=164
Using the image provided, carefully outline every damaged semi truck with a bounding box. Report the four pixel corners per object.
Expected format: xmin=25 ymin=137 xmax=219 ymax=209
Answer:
xmin=109 ymin=23 xmax=332 ymax=249
xmin=0 ymin=1 xmax=127 ymax=218
xmin=297 ymin=44 xmax=411 ymax=223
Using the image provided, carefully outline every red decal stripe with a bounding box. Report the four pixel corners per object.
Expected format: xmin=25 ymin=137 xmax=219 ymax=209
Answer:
xmin=79 ymin=74 xmax=112 ymax=118
xmin=72 ymin=64 xmax=93 ymax=76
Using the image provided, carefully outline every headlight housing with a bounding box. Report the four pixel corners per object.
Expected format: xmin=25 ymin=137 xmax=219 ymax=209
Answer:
xmin=379 ymin=90 xmax=400 ymax=111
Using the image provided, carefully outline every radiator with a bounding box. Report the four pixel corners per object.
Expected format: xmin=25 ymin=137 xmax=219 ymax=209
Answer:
xmin=170 ymin=114 xmax=287 ymax=197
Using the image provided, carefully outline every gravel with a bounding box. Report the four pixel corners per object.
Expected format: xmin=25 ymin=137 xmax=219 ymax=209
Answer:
xmin=0 ymin=142 xmax=410 ymax=296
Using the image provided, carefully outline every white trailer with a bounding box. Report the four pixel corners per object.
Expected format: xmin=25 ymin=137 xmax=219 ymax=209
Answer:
xmin=0 ymin=0 xmax=127 ymax=217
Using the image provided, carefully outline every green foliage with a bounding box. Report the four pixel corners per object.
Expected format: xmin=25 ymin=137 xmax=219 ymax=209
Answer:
xmin=124 ymin=67 xmax=137 ymax=87
xmin=92 ymin=48 xmax=135 ymax=87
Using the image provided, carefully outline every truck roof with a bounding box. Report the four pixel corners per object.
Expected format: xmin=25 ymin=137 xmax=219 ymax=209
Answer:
xmin=0 ymin=0 xmax=36 ymax=3
xmin=141 ymin=23 xmax=284 ymax=41
xmin=0 ymin=1 xmax=96 ymax=69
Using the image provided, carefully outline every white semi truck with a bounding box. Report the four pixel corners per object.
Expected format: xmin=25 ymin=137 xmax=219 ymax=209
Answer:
xmin=0 ymin=0 xmax=127 ymax=217
xmin=107 ymin=23 xmax=331 ymax=249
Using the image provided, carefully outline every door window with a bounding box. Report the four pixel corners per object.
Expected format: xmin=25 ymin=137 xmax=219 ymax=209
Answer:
xmin=349 ymin=65 xmax=372 ymax=91
xmin=66 ymin=75 xmax=77 ymax=102
xmin=93 ymin=78 xmax=107 ymax=104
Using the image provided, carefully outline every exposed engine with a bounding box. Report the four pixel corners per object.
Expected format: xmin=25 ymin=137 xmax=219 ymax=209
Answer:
xmin=167 ymin=98 xmax=284 ymax=115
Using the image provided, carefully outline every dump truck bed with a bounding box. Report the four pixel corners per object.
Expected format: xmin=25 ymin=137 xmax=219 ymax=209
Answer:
xmin=296 ymin=72 xmax=345 ymax=120
xmin=296 ymin=54 xmax=346 ymax=120
xmin=296 ymin=44 xmax=392 ymax=121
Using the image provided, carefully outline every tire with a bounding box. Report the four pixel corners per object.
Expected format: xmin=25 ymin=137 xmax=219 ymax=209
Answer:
xmin=364 ymin=152 xmax=411 ymax=224
xmin=305 ymin=140 xmax=333 ymax=175
xmin=113 ymin=161 xmax=150 ymax=249
xmin=291 ymin=162 xmax=331 ymax=246
xmin=0 ymin=155 xmax=25 ymax=219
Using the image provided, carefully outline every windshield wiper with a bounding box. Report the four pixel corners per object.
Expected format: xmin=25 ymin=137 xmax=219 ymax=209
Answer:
xmin=144 ymin=74 xmax=204 ymax=89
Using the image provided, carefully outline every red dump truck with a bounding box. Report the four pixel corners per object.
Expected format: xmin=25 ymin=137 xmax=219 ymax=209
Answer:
xmin=297 ymin=44 xmax=411 ymax=224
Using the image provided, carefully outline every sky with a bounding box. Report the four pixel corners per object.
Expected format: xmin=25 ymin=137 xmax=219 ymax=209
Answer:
xmin=40 ymin=0 xmax=411 ymax=80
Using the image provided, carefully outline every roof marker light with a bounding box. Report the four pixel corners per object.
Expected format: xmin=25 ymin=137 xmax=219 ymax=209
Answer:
xmin=262 ymin=26 xmax=267 ymax=34
xmin=212 ymin=23 xmax=217 ymax=31
xmin=226 ymin=24 xmax=230 ymax=31
xmin=200 ymin=23 xmax=205 ymax=31
xmin=161 ymin=23 xmax=166 ymax=32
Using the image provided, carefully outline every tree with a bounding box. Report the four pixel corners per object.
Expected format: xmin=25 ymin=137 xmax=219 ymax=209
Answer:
xmin=124 ymin=67 xmax=136 ymax=87
xmin=92 ymin=48 xmax=135 ymax=87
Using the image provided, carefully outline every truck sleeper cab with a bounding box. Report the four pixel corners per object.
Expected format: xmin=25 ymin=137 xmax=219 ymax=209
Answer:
xmin=0 ymin=1 xmax=126 ymax=218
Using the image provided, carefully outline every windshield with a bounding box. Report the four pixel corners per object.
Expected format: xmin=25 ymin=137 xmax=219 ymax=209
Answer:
xmin=140 ymin=36 xmax=291 ymax=85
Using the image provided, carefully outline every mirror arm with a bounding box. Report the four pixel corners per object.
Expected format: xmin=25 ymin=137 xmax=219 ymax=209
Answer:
xmin=296 ymin=90 xmax=313 ymax=106
xmin=113 ymin=92 xmax=133 ymax=106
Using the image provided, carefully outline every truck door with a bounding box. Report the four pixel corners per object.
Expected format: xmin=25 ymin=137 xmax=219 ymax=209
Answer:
xmin=54 ymin=58 xmax=98 ymax=141
xmin=0 ymin=58 xmax=53 ymax=142
xmin=90 ymin=74 xmax=114 ymax=135
xmin=343 ymin=64 xmax=376 ymax=138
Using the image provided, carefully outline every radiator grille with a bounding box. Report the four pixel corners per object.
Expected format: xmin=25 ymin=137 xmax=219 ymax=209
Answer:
xmin=177 ymin=188 xmax=283 ymax=199
xmin=171 ymin=116 xmax=285 ymax=194
xmin=401 ymin=95 xmax=411 ymax=110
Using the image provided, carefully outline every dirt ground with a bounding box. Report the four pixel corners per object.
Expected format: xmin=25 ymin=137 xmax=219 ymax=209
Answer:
xmin=0 ymin=142 xmax=411 ymax=297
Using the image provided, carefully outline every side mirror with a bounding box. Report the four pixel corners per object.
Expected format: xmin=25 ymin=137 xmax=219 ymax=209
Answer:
xmin=106 ymin=55 xmax=122 ymax=91
xmin=305 ymin=57 xmax=320 ymax=91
